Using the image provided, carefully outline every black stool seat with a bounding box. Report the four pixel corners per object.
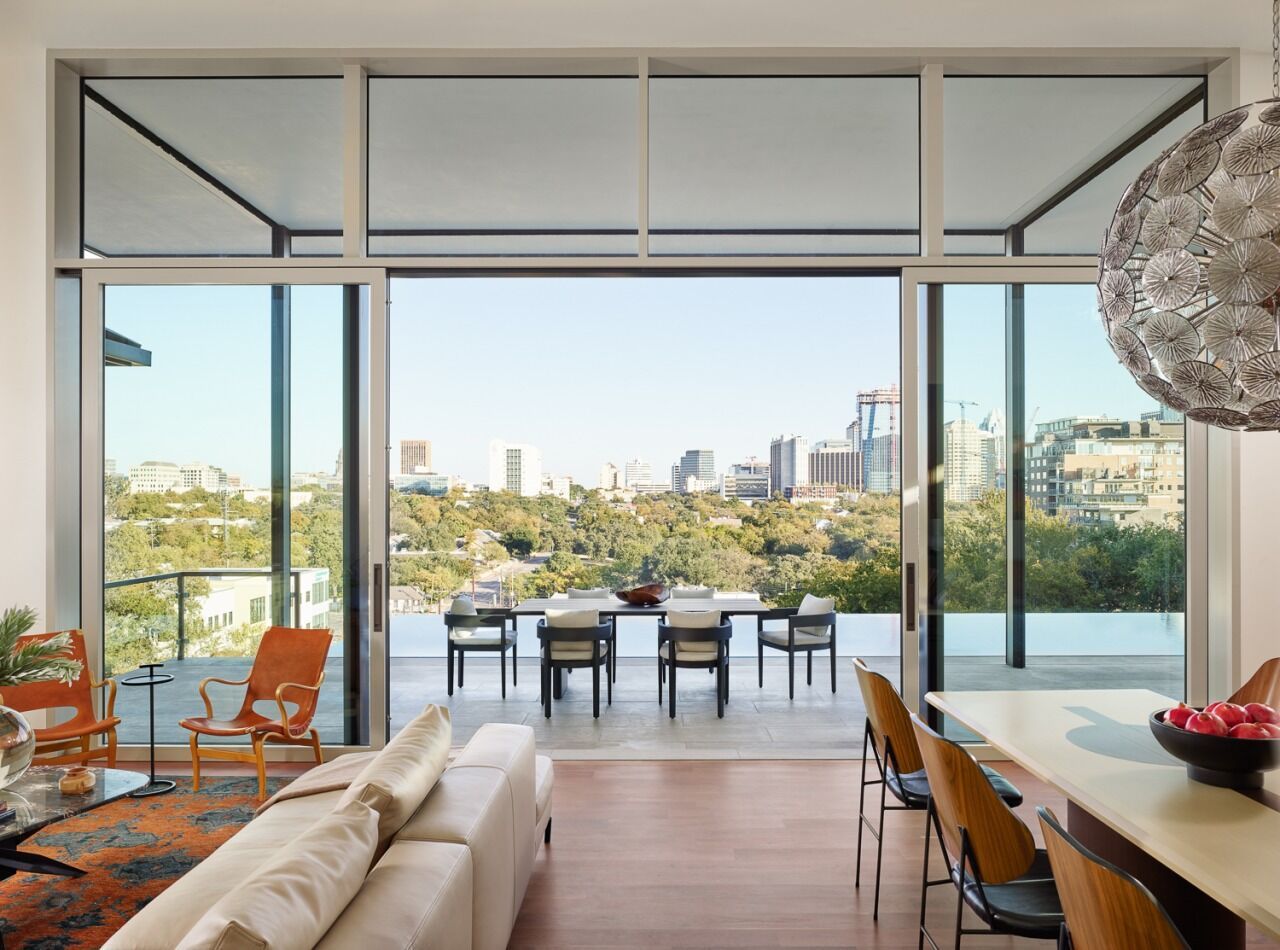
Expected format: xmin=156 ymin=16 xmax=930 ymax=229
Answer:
xmin=953 ymin=849 xmax=1063 ymax=939
xmin=886 ymin=764 xmax=1024 ymax=809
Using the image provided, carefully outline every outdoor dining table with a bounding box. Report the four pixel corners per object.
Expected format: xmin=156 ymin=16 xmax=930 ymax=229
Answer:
xmin=509 ymin=595 xmax=770 ymax=700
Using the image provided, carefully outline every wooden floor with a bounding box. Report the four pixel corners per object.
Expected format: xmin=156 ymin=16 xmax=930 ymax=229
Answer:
xmin=510 ymin=760 xmax=1280 ymax=949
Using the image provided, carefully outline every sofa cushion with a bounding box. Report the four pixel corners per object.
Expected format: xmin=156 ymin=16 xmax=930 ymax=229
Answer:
xmin=396 ymin=766 xmax=515 ymax=950
xmin=176 ymin=800 xmax=379 ymax=950
xmin=339 ymin=704 xmax=451 ymax=845
xmin=103 ymin=790 xmax=347 ymax=950
xmin=315 ymin=841 xmax=472 ymax=950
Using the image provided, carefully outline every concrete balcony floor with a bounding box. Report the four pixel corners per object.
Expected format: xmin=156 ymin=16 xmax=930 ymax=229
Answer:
xmin=107 ymin=653 xmax=1183 ymax=759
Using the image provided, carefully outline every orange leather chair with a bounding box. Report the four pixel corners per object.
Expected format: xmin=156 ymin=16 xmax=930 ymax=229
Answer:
xmin=180 ymin=626 xmax=331 ymax=801
xmin=0 ymin=629 xmax=119 ymax=768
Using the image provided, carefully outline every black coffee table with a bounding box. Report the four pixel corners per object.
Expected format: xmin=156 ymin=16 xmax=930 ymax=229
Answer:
xmin=0 ymin=767 xmax=147 ymax=948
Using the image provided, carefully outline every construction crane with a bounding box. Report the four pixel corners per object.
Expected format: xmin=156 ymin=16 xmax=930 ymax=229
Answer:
xmin=946 ymin=399 xmax=979 ymax=422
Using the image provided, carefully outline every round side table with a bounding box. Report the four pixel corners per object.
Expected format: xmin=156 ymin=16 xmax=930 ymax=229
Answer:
xmin=121 ymin=663 xmax=177 ymax=796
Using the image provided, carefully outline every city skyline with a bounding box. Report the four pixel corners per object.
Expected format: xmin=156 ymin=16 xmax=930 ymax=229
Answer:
xmin=103 ymin=278 xmax=1168 ymax=488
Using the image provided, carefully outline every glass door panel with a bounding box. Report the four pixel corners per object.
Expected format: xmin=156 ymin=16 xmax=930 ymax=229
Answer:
xmin=924 ymin=281 xmax=1187 ymax=736
xmin=99 ymin=281 xmax=368 ymax=745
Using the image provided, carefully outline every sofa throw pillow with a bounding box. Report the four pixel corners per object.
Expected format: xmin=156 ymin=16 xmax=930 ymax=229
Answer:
xmin=450 ymin=594 xmax=477 ymax=615
xmin=176 ymin=800 xmax=379 ymax=950
xmin=337 ymin=704 xmax=452 ymax=845
xmin=796 ymin=593 xmax=836 ymax=638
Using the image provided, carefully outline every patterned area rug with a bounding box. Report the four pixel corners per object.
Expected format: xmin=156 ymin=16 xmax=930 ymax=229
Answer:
xmin=0 ymin=776 xmax=279 ymax=950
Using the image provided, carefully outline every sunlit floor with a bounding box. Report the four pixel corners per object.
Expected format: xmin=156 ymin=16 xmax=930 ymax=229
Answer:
xmin=111 ymin=653 xmax=1182 ymax=757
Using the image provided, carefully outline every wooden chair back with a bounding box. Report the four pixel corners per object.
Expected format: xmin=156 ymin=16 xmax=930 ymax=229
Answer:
xmin=1229 ymin=657 xmax=1280 ymax=708
xmin=535 ymin=619 xmax=613 ymax=652
xmin=241 ymin=627 xmax=331 ymax=725
xmin=911 ymin=714 xmax=1035 ymax=884
xmin=657 ymin=619 xmax=733 ymax=645
xmin=0 ymin=630 xmax=94 ymax=718
xmin=1038 ymin=807 xmax=1188 ymax=950
xmin=854 ymin=657 xmax=923 ymax=774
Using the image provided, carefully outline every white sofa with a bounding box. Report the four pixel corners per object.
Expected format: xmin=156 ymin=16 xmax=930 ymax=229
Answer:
xmin=104 ymin=717 xmax=553 ymax=950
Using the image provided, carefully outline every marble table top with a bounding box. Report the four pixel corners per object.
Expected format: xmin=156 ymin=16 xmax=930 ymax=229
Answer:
xmin=0 ymin=767 xmax=147 ymax=845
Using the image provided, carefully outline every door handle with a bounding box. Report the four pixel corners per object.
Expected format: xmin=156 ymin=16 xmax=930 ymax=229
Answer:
xmin=905 ymin=562 xmax=916 ymax=632
xmin=373 ymin=563 xmax=384 ymax=633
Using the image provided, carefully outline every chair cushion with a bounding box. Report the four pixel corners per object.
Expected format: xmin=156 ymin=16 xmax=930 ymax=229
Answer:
xmin=759 ymin=626 xmax=831 ymax=648
xmin=450 ymin=595 xmax=477 ymax=616
xmin=956 ymin=850 xmax=1063 ymax=938
xmin=339 ymin=704 xmax=452 ymax=845
xmin=664 ymin=608 xmax=722 ymax=628
xmin=566 ymin=587 xmax=610 ymax=599
xmin=885 ymin=764 xmax=1024 ymax=809
xmin=448 ymin=631 xmax=514 ymax=645
xmin=796 ymin=593 xmax=835 ymax=636
xmin=659 ymin=642 xmax=720 ymax=661
xmin=176 ymin=799 xmax=380 ymax=950
xmin=671 ymin=586 xmax=716 ymax=599
xmin=550 ymin=643 xmax=609 ymax=661
xmin=544 ymin=608 xmax=598 ymax=627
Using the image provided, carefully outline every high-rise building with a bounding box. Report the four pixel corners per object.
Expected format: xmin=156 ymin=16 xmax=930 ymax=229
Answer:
xmin=809 ymin=439 xmax=859 ymax=491
xmin=599 ymin=462 xmax=620 ymax=490
xmin=105 ymin=458 xmax=117 ymax=478
xmin=769 ymin=435 xmax=809 ymax=496
xmin=181 ymin=461 xmax=229 ymax=492
xmin=677 ymin=449 xmax=715 ymax=491
xmin=623 ymin=459 xmax=652 ymax=488
xmin=487 ymin=440 xmax=542 ymax=496
xmin=979 ymin=409 xmax=1006 ymax=488
xmin=541 ymin=474 xmax=573 ymax=500
xmin=944 ymin=419 xmax=998 ymax=502
xmin=732 ymin=457 xmax=770 ymax=477
xmin=400 ymin=440 xmax=433 ymax=475
xmin=1027 ymin=417 xmax=1184 ymax=526
xmin=857 ymin=385 xmax=900 ymax=493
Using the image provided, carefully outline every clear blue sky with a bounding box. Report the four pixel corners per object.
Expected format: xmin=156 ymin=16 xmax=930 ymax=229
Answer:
xmin=103 ymin=277 xmax=1162 ymax=488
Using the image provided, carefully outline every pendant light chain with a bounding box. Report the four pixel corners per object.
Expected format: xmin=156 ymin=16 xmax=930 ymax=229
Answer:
xmin=1273 ymin=0 xmax=1279 ymax=98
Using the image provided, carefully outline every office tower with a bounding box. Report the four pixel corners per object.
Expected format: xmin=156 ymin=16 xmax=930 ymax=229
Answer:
xmin=722 ymin=472 xmax=770 ymax=500
xmin=857 ymin=385 xmax=900 ymax=493
xmin=623 ymin=458 xmax=652 ymax=488
xmin=599 ymin=462 xmax=620 ymax=490
xmin=678 ymin=449 xmax=715 ymax=481
xmin=487 ymin=439 xmax=542 ymax=497
xmin=943 ymin=419 xmax=998 ymax=502
xmin=769 ymin=435 xmax=809 ymax=496
xmin=809 ymin=438 xmax=859 ymax=490
xmin=400 ymin=439 xmax=433 ymax=475
xmin=732 ymin=457 xmax=770 ymax=476
xmin=128 ymin=460 xmax=181 ymax=494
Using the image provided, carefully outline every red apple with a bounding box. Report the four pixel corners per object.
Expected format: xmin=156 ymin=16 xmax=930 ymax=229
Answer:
xmin=1185 ymin=711 xmax=1229 ymax=736
xmin=1165 ymin=703 xmax=1196 ymax=728
xmin=1244 ymin=702 xmax=1279 ymax=725
xmin=1229 ymin=722 xmax=1272 ymax=740
xmin=1257 ymin=722 xmax=1280 ymax=738
xmin=1206 ymin=702 xmax=1249 ymax=728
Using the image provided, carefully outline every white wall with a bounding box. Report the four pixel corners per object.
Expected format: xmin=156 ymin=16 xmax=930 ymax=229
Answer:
xmin=0 ymin=1 xmax=1271 ymax=648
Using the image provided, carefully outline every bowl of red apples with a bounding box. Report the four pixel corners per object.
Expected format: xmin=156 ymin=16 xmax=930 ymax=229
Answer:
xmin=1149 ymin=700 xmax=1280 ymax=789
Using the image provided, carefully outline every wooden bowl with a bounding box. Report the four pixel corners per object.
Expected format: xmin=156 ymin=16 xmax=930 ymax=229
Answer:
xmin=614 ymin=584 xmax=669 ymax=607
xmin=1150 ymin=709 xmax=1280 ymax=790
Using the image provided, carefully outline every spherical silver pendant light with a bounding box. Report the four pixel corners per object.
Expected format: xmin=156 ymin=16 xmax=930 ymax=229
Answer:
xmin=1097 ymin=0 xmax=1280 ymax=430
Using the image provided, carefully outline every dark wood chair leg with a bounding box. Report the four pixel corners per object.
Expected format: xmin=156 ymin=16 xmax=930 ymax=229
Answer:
xmin=553 ymin=667 xmax=564 ymax=700
xmin=669 ymin=658 xmax=677 ymax=719
xmin=592 ymin=657 xmax=600 ymax=719
xmin=807 ymin=648 xmax=813 ymax=685
xmin=512 ymin=637 xmax=518 ymax=686
xmin=717 ymin=661 xmax=725 ymax=719
xmin=724 ymin=657 xmax=730 ymax=703
xmin=788 ymin=649 xmax=795 ymax=700
xmin=447 ymin=642 xmax=454 ymax=696
xmin=501 ymin=643 xmax=507 ymax=699
xmin=758 ymin=639 xmax=764 ymax=687
xmin=606 ymin=648 xmax=612 ymax=706
xmin=458 ymin=649 xmax=464 ymax=687
xmin=542 ymin=655 xmax=551 ymax=719
xmin=658 ymin=655 xmax=663 ymax=704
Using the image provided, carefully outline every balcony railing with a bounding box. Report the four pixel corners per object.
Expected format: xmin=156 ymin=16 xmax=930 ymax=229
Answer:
xmin=104 ymin=567 xmax=311 ymax=660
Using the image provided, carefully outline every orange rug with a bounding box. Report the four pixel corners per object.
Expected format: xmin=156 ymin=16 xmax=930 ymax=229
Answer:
xmin=0 ymin=776 xmax=279 ymax=950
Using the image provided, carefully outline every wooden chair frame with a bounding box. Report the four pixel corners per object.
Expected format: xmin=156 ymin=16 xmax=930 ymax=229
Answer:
xmin=0 ymin=630 xmax=119 ymax=768
xmin=657 ymin=619 xmax=732 ymax=719
xmin=187 ymin=673 xmax=325 ymax=801
xmin=445 ymin=608 xmax=517 ymax=698
xmin=756 ymin=607 xmax=837 ymax=699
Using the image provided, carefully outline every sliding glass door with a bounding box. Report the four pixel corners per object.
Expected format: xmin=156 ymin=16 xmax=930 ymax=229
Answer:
xmin=910 ymin=272 xmax=1196 ymax=734
xmin=84 ymin=271 xmax=384 ymax=749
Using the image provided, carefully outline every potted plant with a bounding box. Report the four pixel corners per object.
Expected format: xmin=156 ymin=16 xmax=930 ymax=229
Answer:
xmin=0 ymin=606 xmax=82 ymax=788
